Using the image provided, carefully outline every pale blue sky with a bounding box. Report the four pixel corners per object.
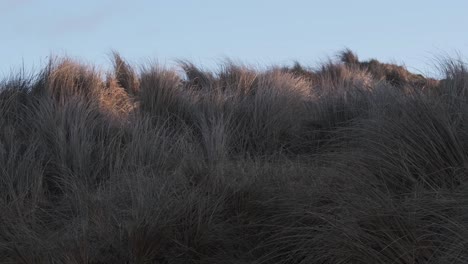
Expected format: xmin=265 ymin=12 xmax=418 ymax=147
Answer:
xmin=1 ymin=0 xmax=468 ymax=77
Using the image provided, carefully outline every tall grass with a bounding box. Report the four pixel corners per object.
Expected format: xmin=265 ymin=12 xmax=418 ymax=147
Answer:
xmin=0 ymin=50 xmax=467 ymax=263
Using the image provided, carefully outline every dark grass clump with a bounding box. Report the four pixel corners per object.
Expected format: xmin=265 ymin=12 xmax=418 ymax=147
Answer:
xmin=1 ymin=50 xmax=468 ymax=263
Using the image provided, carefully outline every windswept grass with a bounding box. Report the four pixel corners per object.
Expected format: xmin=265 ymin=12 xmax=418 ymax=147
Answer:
xmin=0 ymin=50 xmax=467 ymax=263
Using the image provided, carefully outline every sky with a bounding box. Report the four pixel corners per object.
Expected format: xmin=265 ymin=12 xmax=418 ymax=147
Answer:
xmin=1 ymin=0 xmax=468 ymax=78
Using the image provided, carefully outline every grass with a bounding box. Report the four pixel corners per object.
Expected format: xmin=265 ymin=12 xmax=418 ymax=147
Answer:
xmin=0 ymin=50 xmax=467 ymax=263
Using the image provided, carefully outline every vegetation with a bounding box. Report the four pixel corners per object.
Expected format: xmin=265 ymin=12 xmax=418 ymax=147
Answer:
xmin=1 ymin=50 xmax=467 ymax=263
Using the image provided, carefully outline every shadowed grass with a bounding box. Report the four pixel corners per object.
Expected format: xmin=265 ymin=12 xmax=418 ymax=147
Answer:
xmin=0 ymin=50 xmax=467 ymax=263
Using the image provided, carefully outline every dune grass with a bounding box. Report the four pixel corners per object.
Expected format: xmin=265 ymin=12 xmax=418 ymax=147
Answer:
xmin=0 ymin=50 xmax=467 ymax=263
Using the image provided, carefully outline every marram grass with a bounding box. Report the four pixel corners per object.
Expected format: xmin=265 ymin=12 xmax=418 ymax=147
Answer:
xmin=0 ymin=50 xmax=467 ymax=263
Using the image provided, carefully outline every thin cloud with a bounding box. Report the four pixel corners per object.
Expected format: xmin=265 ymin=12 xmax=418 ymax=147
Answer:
xmin=48 ymin=1 xmax=125 ymax=37
xmin=51 ymin=10 xmax=108 ymax=36
xmin=2 ymin=0 xmax=31 ymax=6
xmin=0 ymin=0 xmax=32 ymax=15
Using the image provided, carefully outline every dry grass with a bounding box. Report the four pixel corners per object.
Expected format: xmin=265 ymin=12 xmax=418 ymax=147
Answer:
xmin=0 ymin=50 xmax=467 ymax=263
